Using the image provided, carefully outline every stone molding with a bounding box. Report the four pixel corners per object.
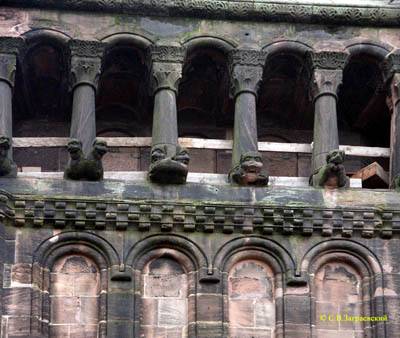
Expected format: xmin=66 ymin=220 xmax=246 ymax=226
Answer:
xmin=3 ymin=0 xmax=400 ymax=27
xmin=0 ymin=192 xmax=396 ymax=239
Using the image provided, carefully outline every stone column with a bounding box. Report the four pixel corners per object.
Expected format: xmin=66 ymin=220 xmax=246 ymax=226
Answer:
xmin=228 ymin=49 xmax=268 ymax=186
xmin=309 ymin=51 xmax=349 ymax=188
xmin=64 ymin=40 xmax=107 ymax=181
xmin=0 ymin=37 xmax=23 ymax=177
xmin=148 ymin=46 xmax=190 ymax=184
xmin=386 ymin=53 xmax=400 ymax=189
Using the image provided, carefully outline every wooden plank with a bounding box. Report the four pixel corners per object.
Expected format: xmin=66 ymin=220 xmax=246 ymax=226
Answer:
xmin=11 ymin=137 xmax=390 ymax=158
xmin=352 ymin=161 xmax=389 ymax=188
xmin=339 ymin=145 xmax=390 ymax=158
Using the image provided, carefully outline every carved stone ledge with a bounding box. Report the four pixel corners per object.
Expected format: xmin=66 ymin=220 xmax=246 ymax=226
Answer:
xmin=0 ymin=191 xmax=396 ymax=239
xmin=3 ymin=1 xmax=400 ymax=27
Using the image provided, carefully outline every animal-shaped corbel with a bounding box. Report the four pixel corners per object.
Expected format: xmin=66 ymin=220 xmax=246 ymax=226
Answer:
xmin=0 ymin=136 xmax=17 ymax=177
xmin=310 ymin=149 xmax=349 ymax=189
xmin=148 ymin=144 xmax=190 ymax=184
xmin=229 ymin=151 xmax=269 ymax=186
xmin=64 ymin=138 xmax=107 ymax=181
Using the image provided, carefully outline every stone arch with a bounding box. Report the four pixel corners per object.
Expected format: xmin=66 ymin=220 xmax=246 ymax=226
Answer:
xmin=214 ymin=236 xmax=300 ymax=285
xmin=344 ymin=39 xmax=392 ymax=61
xmin=301 ymin=239 xmax=386 ymax=338
xmin=101 ymin=32 xmax=154 ymax=49
xmin=31 ymin=232 xmax=116 ymax=337
xmin=126 ymin=234 xmax=208 ymax=271
xmin=262 ymin=39 xmax=314 ymax=59
xmin=34 ymin=231 xmax=121 ymax=268
xmin=132 ymin=242 xmax=199 ymax=338
xmin=182 ymin=35 xmax=237 ymax=54
xmin=22 ymin=28 xmax=71 ymax=45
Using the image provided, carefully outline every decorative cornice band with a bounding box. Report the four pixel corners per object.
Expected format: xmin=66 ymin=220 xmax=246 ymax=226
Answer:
xmin=309 ymin=51 xmax=349 ymax=71
xmin=69 ymin=40 xmax=104 ymax=59
xmin=150 ymin=46 xmax=186 ymax=64
xmin=3 ymin=1 xmax=400 ymax=27
xmin=0 ymin=192 xmax=396 ymax=239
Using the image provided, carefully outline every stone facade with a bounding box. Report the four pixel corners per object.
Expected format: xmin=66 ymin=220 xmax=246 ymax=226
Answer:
xmin=1 ymin=1 xmax=400 ymax=338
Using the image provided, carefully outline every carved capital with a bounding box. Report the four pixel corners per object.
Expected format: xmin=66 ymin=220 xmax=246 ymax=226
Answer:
xmin=229 ymin=50 xmax=267 ymax=97
xmin=69 ymin=40 xmax=104 ymax=90
xmin=149 ymin=46 xmax=186 ymax=93
xmin=0 ymin=54 xmax=17 ymax=87
xmin=0 ymin=37 xmax=24 ymax=87
xmin=312 ymin=69 xmax=343 ymax=100
xmin=384 ymin=53 xmax=400 ymax=109
xmin=309 ymin=51 xmax=348 ymax=70
xmin=390 ymin=73 xmax=400 ymax=108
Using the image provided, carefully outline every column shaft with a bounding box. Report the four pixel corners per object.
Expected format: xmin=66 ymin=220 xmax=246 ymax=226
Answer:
xmin=70 ymin=84 xmax=97 ymax=156
xmin=312 ymin=93 xmax=339 ymax=171
xmin=232 ymin=92 xmax=258 ymax=166
xmin=389 ymin=72 xmax=400 ymax=187
xmin=0 ymin=80 xmax=13 ymax=142
xmin=152 ymin=88 xmax=178 ymax=151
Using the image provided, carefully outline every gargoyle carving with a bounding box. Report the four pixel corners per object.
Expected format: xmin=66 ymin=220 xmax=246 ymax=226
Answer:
xmin=0 ymin=136 xmax=16 ymax=177
xmin=148 ymin=144 xmax=190 ymax=184
xmin=229 ymin=151 xmax=268 ymax=186
xmin=64 ymin=138 xmax=107 ymax=181
xmin=310 ymin=149 xmax=349 ymax=188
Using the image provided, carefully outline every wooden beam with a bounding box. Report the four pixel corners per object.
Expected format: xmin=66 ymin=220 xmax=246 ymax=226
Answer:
xmin=12 ymin=137 xmax=390 ymax=158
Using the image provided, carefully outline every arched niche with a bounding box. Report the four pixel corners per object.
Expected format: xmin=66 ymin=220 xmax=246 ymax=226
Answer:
xmin=337 ymin=51 xmax=390 ymax=188
xmin=136 ymin=248 xmax=196 ymax=338
xmin=96 ymin=43 xmax=152 ymax=171
xmin=257 ymin=50 xmax=313 ymax=178
xmin=177 ymin=46 xmax=233 ymax=174
xmin=49 ymin=254 xmax=102 ymax=337
xmin=31 ymin=236 xmax=110 ymax=338
xmin=223 ymin=250 xmax=284 ymax=338
xmin=310 ymin=254 xmax=369 ymax=337
xmin=13 ymin=36 xmax=71 ymax=172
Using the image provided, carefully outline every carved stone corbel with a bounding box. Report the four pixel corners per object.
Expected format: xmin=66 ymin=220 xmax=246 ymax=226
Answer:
xmin=65 ymin=40 xmax=107 ymax=181
xmin=0 ymin=37 xmax=24 ymax=177
xmin=148 ymin=45 xmax=190 ymax=184
xmin=308 ymin=51 xmax=348 ymax=187
xmin=309 ymin=149 xmax=349 ymax=188
xmin=64 ymin=138 xmax=107 ymax=181
xmin=228 ymin=49 xmax=268 ymax=186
